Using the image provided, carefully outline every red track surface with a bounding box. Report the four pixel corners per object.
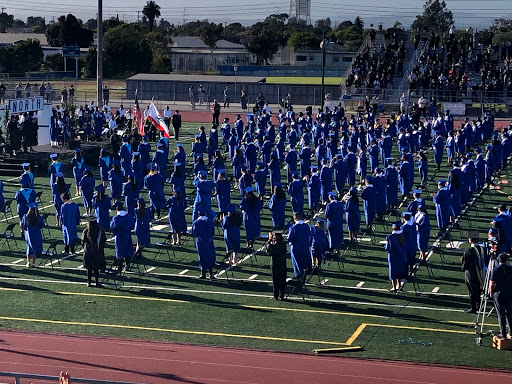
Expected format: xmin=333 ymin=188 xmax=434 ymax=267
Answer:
xmin=0 ymin=330 xmax=509 ymax=384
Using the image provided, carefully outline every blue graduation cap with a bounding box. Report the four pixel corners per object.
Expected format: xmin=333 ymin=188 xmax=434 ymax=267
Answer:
xmin=466 ymin=152 xmax=473 ymax=158
xmin=173 ymin=186 xmax=183 ymax=193
xmin=199 ymin=170 xmax=208 ymax=178
xmin=74 ymin=148 xmax=81 ymax=153
xmin=310 ymin=165 xmax=318 ymax=170
xmin=257 ymin=162 xmax=265 ymax=168
xmin=328 ymin=192 xmax=338 ymax=197
xmin=132 ymin=152 xmax=140 ymax=156
xmin=489 ymin=227 xmax=499 ymax=236
xmin=244 ymin=186 xmax=253 ymax=193
xmin=95 ymin=185 xmax=105 ymax=193
xmin=375 ymin=167 xmax=382 ymax=173
xmin=392 ymin=222 xmax=401 ymax=229
xmin=194 ymin=134 xmax=201 ymax=139
xmin=366 ymin=176 xmax=374 ymax=183
xmin=173 ymin=161 xmax=182 ymax=166
xmin=316 ymin=218 xmax=325 ymax=224
xmin=349 ymin=186 xmax=358 ymax=194
xmin=176 ymin=143 xmax=183 ymax=147
xmin=122 ymin=136 xmax=129 ymax=142
xmin=111 ymin=201 xmax=124 ymax=210
xmin=156 ymin=142 xmax=163 ymax=148
xmin=136 ymin=197 xmax=145 ymax=204
xmin=412 ymin=189 xmax=422 ymax=195
xmin=21 ymin=163 xmax=30 ymax=169
xmin=275 ymin=181 xmax=283 ymax=188
xmin=84 ymin=166 xmax=92 ymax=172
xmin=385 ymin=157 xmax=393 ymax=162
xmin=292 ymin=171 xmax=299 ymax=178
xmin=27 ymin=202 xmax=38 ymax=209
xmin=196 ymin=154 xmax=204 ymax=158
xmin=113 ymin=159 xmax=121 ymax=166
xmin=401 ymin=211 xmax=412 ymax=218
xmin=56 ymin=172 xmax=64 ymax=178
xmin=50 ymin=153 xmax=58 ymax=159
xmin=486 ymin=145 xmax=492 ymax=151
xmin=475 ymin=147 xmax=482 ymax=153
xmin=226 ymin=203 xmax=236 ymax=214
xmin=438 ymin=179 xmax=446 ymax=186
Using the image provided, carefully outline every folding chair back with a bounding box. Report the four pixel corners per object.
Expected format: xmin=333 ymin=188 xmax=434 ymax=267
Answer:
xmin=39 ymin=240 xmax=60 ymax=268
xmin=0 ymin=222 xmax=18 ymax=251
xmin=2 ymin=199 xmax=13 ymax=222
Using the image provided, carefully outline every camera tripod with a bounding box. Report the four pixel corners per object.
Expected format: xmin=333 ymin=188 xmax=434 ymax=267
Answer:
xmin=475 ymin=257 xmax=497 ymax=345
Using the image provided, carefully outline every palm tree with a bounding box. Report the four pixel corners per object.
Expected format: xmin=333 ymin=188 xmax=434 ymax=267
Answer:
xmin=142 ymin=1 xmax=161 ymax=32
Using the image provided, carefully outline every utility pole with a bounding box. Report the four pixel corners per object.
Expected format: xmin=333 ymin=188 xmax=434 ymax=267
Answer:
xmin=97 ymin=0 xmax=103 ymax=106
xmin=137 ymin=11 xmax=140 ymax=23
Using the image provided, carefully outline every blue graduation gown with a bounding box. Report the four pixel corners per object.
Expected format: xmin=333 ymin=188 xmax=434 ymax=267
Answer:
xmin=361 ymin=184 xmax=376 ymax=225
xmin=238 ymin=174 xmax=253 ymax=198
xmin=244 ymin=143 xmax=258 ymax=172
xmin=448 ymin=181 xmax=462 ymax=218
xmin=433 ymin=188 xmax=451 ymax=230
xmin=152 ymin=150 xmax=167 ymax=174
xmin=399 ymin=161 xmax=413 ymax=196
xmin=110 ymin=212 xmax=135 ymax=259
xmin=332 ymin=158 xmax=348 ymax=192
xmin=284 ymin=150 xmax=297 ymax=183
xmin=319 ymin=165 xmax=333 ymax=203
xmin=15 ymin=187 xmax=36 ymax=220
xmin=267 ymin=159 xmax=280 ymax=191
xmin=288 ymin=222 xmax=312 ymax=277
xmin=222 ymin=216 xmax=241 ymax=252
xmin=474 ymin=154 xmax=486 ymax=190
xmin=268 ymin=195 xmax=286 ymax=229
xmin=253 ymin=168 xmax=267 ymax=197
xmin=191 ymin=217 xmax=216 ymax=270
xmin=193 ymin=178 xmax=214 ymax=220
xmin=144 ymin=173 xmax=166 ymax=211
xmin=325 ymin=200 xmax=344 ymax=249
xmin=446 ymin=137 xmax=455 ymax=159
xmin=288 ymin=179 xmax=304 ymax=215
xmin=138 ymin=142 xmax=151 ymax=171
xmin=385 ymin=232 xmax=408 ymax=280
xmin=415 ymin=212 xmax=431 ymax=252
xmin=433 ymin=136 xmax=444 ymax=165
xmin=20 ymin=172 xmax=34 ymax=189
xmin=93 ymin=195 xmax=111 ymax=229
xmin=120 ymin=143 xmax=132 ymax=174
xmin=109 ymin=169 xmax=124 ymax=199
xmin=345 ymin=152 xmax=357 ymax=186
xmin=299 ymin=147 xmax=312 ymax=178
xmin=21 ymin=215 xmax=45 ymax=256
xmin=122 ymin=182 xmax=140 ymax=218
xmin=240 ymin=197 xmax=263 ymax=241
xmin=48 ymin=161 xmax=64 ymax=186
xmin=307 ymin=174 xmax=321 ymax=211
xmin=344 ymin=197 xmax=361 ymax=232
xmin=401 ymin=222 xmax=417 ymax=266
xmin=373 ymin=173 xmax=388 ymax=213
xmin=134 ymin=207 xmax=151 ymax=247
xmin=51 ymin=184 xmax=69 ymax=217
xmin=166 ymin=196 xmax=187 ymax=234
xmin=384 ymin=167 xmax=397 ymax=206
xmin=310 ymin=225 xmax=328 ymax=260
xmin=72 ymin=158 xmax=85 ymax=186
xmin=215 ymin=179 xmax=231 ymax=213
xmin=407 ymin=199 xmax=426 ymax=215
xmin=61 ymin=201 xmax=80 ymax=245
xmin=80 ymin=175 xmax=95 ymax=209
xmin=132 ymin=160 xmax=144 ymax=189
xmin=418 ymin=159 xmax=428 ymax=184
xmin=99 ymin=156 xmax=111 ymax=182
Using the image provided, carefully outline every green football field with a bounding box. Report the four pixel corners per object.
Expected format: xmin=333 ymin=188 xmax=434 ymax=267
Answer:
xmin=0 ymin=122 xmax=511 ymax=370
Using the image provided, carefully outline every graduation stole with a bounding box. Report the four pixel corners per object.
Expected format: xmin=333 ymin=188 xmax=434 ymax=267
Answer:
xmin=20 ymin=188 xmax=33 ymax=203
xmin=101 ymin=156 xmax=110 ymax=168
xmin=122 ymin=143 xmax=132 ymax=153
xmin=24 ymin=171 xmax=34 ymax=183
xmin=53 ymin=161 xmax=62 ymax=174
xmin=75 ymin=159 xmax=84 ymax=170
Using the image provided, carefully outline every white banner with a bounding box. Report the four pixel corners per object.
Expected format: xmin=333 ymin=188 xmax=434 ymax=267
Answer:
xmin=9 ymin=96 xmax=45 ymax=114
xmin=443 ymin=102 xmax=466 ymax=116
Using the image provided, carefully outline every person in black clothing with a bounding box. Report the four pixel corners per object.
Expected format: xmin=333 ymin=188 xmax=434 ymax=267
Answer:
xmin=266 ymin=230 xmax=287 ymax=300
xmin=7 ymin=115 xmax=21 ymax=156
xmin=102 ymin=85 xmax=110 ymax=105
xmin=82 ymin=216 xmax=107 ymax=287
xmin=490 ymin=253 xmax=512 ymax=338
xmin=110 ymin=131 xmax=121 ymax=161
xmin=172 ymin=110 xmax=182 ymax=141
xmin=461 ymin=234 xmax=484 ymax=313
xmin=212 ymin=100 xmax=221 ymax=126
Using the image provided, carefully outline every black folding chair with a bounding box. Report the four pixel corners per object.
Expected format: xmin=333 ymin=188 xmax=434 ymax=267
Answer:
xmin=35 ymin=191 xmax=45 ymax=212
xmin=41 ymin=212 xmax=52 ymax=238
xmin=239 ymin=246 xmax=258 ymax=266
xmin=39 ymin=240 xmax=60 ymax=268
xmin=154 ymin=232 xmax=176 ymax=261
xmin=0 ymin=222 xmax=18 ymax=251
xmin=127 ymin=252 xmax=148 ymax=275
xmin=324 ymin=249 xmax=345 ymax=272
xmin=102 ymin=258 xmax=124 ymax=290
xmin=286 ymin=269 xmax=309 ymax=302
xmin=1 ymin=199 xmax=13 ymax=222
xmin=214 ymin=253 xmax=235 ymax=281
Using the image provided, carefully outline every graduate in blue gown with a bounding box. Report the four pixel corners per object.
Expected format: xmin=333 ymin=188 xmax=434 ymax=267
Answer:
xmin=268 ymin=183 xmax=287 ymax=229
xmin=110 ymin=201 xmax=135 ymax=270
xmin=361 ymin=177 xmax=376 ymax=229
xmin=244 ymin=140 xmax=258 ymax=172
xmin=131 ymin=152 xmax=144 ymax=189
xmin=191 ymin=211 xmax=217 ymax=279
xmin=79 ymin=167 xmax=95 ymax=216
xmin=345 ymin=149 xmax=357 ymax=186
xmin=71 ymin=149 xmax=85 ymax=196
xmin=98 ymin=148 xmax=111 ymax=188
xmin=319 ymin=159 xmax=333 ymax=204
xmin=134 ymin=198 xmax=151 ymax=258
xmin=239 ymin=187 xmax=263 ymax=248
xmin=407 ymin=189 xmax=426 ymax=215
xmin=222 ymin=204 xmax=242 ymax=264
xmin=51 ymin=173 xmax=69 ymax=226
xmin=166 ymin=186 xmax=187 ymax=245
xmin=325 ymin=192 xmax=344 ymax=252
xmin=138 ymin=136 xmax=151 ymax=172
xmin=20 ymin=163 xmax=34 ymax=189
xmin=307 ymin=166 xmax=321 ymax=214
xmin=60 ymin=193 xmax=80 ymax=254
xmin=299 ymin=144 xmax=312 ymax=178
xmin=48 ymin=153 xmax=64 ymax=187
xmin=287 ymin=212 xmax=312 ymax=277
xmin=433 ymin=180 xmax=451 ymax=234
xmin=331 ymin=154 xmax=348 ymax=192
xmin=446 ymin=131 xmax=455 ymax=164
xmin=144 ymin=164 xmax=166 ymax=219
xmin=193 ymin=170 xmax=214 ymax=221
xmin=267 ymin=155 xmax=280 ymax=192
xmin=385 ymin=222 xmax=408 ymax=292
xmin=288 ymin=172 xmax=304 ymax=216
xmin=400 ymin=212 xmax=417 ymax=272
xmin=108 ymin=160 xmax=124 ymax=202
xmin=123 ymin=173 xmax=140 ymax=219
xmin=215 ymin=171 xmax=231 ymax=215
xmin=21 ymin=202 xmax=45 ymax=267
xmin=414 ymin=206 xmax=431 ymax=260
xmin=232 ymin=149 xmax=244 ymax=183
xmin=120 ymin=136 xmax=133 ymax=175
xmin=93 ymin=185 xmax=111 ymax=230
xmin=448 ymin=167 xmax=463 ymax=220
xmin=474 ymin=147 xmax=486 ymax=190
xmin=310 ymin=218 xmax=328 ymax=268
xmin=15 ymin=181 xmax=36 ymax=225
xmin=417 ymin=151 xmax=429 ymax=188
xmin=284 ymin=146 xmax=297 ymax=184
xmin=343 ymin=187 xmax=361 ymax=241
xmin=432 ymin=131 xmax=444 ymax=171
xmin=211 ymin=150 xmax=226 ymax=181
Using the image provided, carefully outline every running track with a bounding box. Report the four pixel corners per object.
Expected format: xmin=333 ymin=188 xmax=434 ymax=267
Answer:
xmin=0 ymin=330 xmax=509 ymax=384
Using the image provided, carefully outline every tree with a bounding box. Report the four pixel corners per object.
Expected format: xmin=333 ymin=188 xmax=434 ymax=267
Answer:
xmin=146 ymin=30 xmax=173 ymax=73
xmin=103 ymin=16 xmax=123 ymax=33
xmin=13 ymin=19 xmax=26 ymax=29
xmin=287 ymin=31 xmax=321 ymax=50
xmin=412 ymin=0 xmax=454 ymax=36
xmin=27 ymin=17 xmax=46 ymax=33
xmin=142 ymin=1 xmax=161 ymax=32
xmin=45 ymin=14 xmax=94 ymax=47
xmin=103 ymin=24 xmax=152 ymax=77
xmin=80 ymin=48 xmax=96 ymax=78
xmin=198 ymin=21 xmax=224 ymax=70
xmin=0 ymin=12 xmax=14 ymax=33
xmin=224 ymin=22 xmax=245 ymax=44
xmin=244 ymin=22 xmax=281 ymax=64
xmin=0 ymin=39 xmax=44 ymax=73
xmin=158 ymin=18 xmax=172 ymax=30
xmin=314 ymin=18 xmax=332 ymax=35
xmin=43 ymin=53 xmax=64 ymax=71
xmin=354 ymin=16 xmax=364 ymax=34
xmin=85 ymin=18 xmax=97 ymax=31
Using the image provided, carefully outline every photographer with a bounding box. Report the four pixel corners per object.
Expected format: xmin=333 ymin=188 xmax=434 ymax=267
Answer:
xmin=490 ymin=253 xmax=512 ymax=338
xmin=462 ymin=232 xmax=484 ymax=313
xmin=266 ymin=230 xmax=287 ymax=300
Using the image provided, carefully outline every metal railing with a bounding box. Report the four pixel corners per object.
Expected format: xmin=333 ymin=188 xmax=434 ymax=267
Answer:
xmin=341 ymin=32 xmax=372 ymax=89
xmin=398 ymin=40 xmax=427 ymax=97
xmin=0 ymin=371 xmax=144 ymax=384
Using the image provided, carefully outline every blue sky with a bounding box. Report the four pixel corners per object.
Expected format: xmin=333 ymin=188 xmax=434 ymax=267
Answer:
xmin=4 ymin=0 xmax=511 ymax=30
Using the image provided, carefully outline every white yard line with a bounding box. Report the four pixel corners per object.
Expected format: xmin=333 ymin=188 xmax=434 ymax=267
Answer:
xmin=248 ymin=274 xmax=258 ymax=280
xmin=356 ymin=281 xmax=365 ymax=287
xmin=432 ymin=287 xmax=440 ymax=293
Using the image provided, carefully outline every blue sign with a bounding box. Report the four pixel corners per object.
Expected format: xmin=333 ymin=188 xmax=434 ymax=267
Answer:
xmin=9 ymin=97 xmax=44 ymax=113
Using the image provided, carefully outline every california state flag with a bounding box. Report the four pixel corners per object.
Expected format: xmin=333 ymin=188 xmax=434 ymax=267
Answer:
xmin=148 ymin=102 xmax=170 ymax=138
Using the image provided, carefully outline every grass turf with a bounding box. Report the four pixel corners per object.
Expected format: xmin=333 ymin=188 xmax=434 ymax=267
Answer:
xmin=0 ymin=121 xmax=511 ymax=370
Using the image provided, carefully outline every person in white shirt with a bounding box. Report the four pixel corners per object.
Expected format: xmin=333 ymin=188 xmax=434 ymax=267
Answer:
xmin=144 ymin=106 xmax=150 ymax=119
xmin=125 ymin=109 xmax=132 ymax=129
xmin=103 ymin=102 xmax=111 ymax=114
xmin=163 ymin=106 xmax=171 ymax=127
xmin=399 ymin=93 xmax=408 ymax=114
xmin=88 ymin=101 xmax=95 ymax=112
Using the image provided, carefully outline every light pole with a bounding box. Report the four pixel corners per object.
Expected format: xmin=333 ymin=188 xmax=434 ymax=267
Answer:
xmin=97 ymin=0 xmax=103 ymax=106
xmin=320 ymin=37 xmax=326 ymax=111
xmin=233 ymin=64 xmax=238 ymax=98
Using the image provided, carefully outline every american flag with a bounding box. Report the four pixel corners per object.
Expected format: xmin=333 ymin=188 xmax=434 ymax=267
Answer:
xmin=133 ymin=90 xmax=144 ymax=135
